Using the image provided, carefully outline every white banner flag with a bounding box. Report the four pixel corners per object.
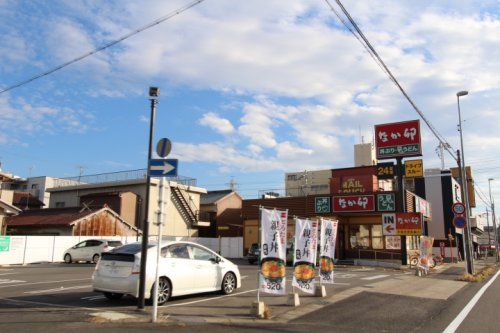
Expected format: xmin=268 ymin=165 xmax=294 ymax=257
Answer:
xmin=259 ymin=208 xmax=288 ymax=295
xmin=319 ymin=218 xmax=338 ymax=284
xmin=292 ymin=218 xmax=318 ymax=294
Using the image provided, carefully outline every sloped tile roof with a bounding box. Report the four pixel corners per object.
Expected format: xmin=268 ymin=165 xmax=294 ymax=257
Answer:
xmin=6 ymin=207 xmax=94 ymax=227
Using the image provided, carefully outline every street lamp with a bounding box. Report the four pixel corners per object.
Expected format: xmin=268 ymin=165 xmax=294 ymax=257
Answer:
xmin=457 ymin=90 xmax=474 ymax=274
xmin=138 ymin=87 xmax=160 ymax=309
xmin=488 ymin=178 xmax=499 ymax=262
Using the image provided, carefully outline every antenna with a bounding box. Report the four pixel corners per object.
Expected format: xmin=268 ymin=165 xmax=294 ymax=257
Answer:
xmin=228 ymin=177 xmax=237 ymax=191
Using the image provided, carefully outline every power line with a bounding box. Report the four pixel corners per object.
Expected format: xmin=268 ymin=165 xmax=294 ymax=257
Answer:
xmin=0 ymin=0 xmax=206 ymax=95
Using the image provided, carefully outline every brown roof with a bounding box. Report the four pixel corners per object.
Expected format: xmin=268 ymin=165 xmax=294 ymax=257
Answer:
xmin=6 ymin=207 xmax=94 ymax=227
xmin=12 ymin=192 xmax=45 ymax=207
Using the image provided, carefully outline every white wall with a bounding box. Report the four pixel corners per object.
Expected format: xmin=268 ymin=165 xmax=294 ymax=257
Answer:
xmin=0 ymin=236 xmax=243 ymax=265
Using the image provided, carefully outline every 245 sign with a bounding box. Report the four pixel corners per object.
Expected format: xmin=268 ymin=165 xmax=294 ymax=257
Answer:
xmin=375 ymin=120 xmax=422 ymax=160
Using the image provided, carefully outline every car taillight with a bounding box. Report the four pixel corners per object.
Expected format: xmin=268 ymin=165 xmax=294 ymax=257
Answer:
xmin=131 ymin=260 xmax=140 ymax=275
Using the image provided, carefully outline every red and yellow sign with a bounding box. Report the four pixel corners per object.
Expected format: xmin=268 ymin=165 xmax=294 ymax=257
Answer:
xmin=375 ymin=120 xmax=422 ymax=159
xmin=396 ymin=212 xmax=423 ymax=235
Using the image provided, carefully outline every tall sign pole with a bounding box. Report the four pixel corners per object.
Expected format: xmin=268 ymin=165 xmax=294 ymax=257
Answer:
xmin=138 ymin=87 xmax=160 ymax=309
xmin=375 ymin=120 xmax=421 ymax=266
xmin=396 ymin=157 xmax=407 ymax=265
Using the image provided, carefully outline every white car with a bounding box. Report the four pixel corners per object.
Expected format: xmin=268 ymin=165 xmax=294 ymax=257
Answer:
xmin=63 ymin=239 xmax=123 ymax=264
xmin=92 ymin=241 xmax=241 ymax=304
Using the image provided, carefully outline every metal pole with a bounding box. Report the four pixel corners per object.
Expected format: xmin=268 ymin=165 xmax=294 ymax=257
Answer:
xmin=138 ymin=95 xmax=158 ymax=309
xmin=488 ymin=179 xmax=499 ymax=262
xmin=396 ymin=157 xmax=407 ymax=265
xmin=152 ymin=178 xmax=168 ymax=322
xmin=457 ymin=94 xmax=474 ymax=274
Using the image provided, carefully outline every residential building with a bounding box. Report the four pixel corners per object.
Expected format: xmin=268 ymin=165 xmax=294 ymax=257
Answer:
xmin=47 ymin=171 xmax=209 ymax=237
xmin=198 ymin=190 xmax=243 ymax=237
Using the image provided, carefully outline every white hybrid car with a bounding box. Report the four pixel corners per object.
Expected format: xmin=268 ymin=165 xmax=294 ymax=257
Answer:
xmin=63 ymin=239 xmax=123 ymax=264
xmin=92 ymin=241 xmax=241 ymax=304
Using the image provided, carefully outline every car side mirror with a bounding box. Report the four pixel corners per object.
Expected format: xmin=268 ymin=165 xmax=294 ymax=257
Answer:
xmin=210 ymin=257 xmax=222 ymax=264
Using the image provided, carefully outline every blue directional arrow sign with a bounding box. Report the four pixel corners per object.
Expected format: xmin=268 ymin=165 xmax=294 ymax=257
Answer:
xmin=149 ymin=159 xmax=178 ymax=177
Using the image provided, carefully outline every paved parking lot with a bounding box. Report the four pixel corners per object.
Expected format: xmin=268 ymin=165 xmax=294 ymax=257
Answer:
xmin=0 ymin=260 xmax=415 ymax=325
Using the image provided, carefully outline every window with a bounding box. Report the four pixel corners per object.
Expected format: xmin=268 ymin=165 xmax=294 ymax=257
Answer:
xmin=189 ymin=245 xmax=216 ymax=261
xmin=349 ymin=225 xmax=370 ymax=249
xmin=164 ymin=244 xmax=190 ymax=259
xmin=371 ymin=225 xmax=384 ymax=249
xmin=55 ymin=202 xmax=65 ymax=208
xmin=75 ymin=241 xmax=86 ymax=248
xmin=31 ymin=184 xmax=38 ymax=189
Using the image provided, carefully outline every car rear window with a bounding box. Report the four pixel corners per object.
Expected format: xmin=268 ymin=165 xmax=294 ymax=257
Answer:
xmin=110 ymin=243 xmax=153 ymax=254
xmin=107 ymin=241 xmax=123 ymax=247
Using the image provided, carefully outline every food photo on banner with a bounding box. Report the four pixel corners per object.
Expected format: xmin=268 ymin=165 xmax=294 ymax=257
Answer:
xmin=319 ymin=218 xmax=338 ymax=284
xmin=259 ymin=207 xmax=288 ymax=295
xmin=418 ymin=236 xmax=434 ymax=271
xmin=292 ymin=218 xmax=318 ymax=294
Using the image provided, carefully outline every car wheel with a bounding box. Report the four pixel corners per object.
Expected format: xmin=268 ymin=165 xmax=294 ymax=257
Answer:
xmin=151 ymin=277 xmax=171 ymax=306
xmin=103 ymin=292 xmax=123 ymax=300
xmin=221 ymin=272 xmax=236 ymax=295
xmin=92 ymin=254 xmax=100 ymax=264
xmin=64 ymin=253 xmax=72 ymax=264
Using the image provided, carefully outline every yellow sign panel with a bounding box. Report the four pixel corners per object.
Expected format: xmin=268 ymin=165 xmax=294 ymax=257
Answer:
xmin=405 ymin=159 xmax=423 ymax=178
xmin=217 ymin=226 xmax=230 ymax=230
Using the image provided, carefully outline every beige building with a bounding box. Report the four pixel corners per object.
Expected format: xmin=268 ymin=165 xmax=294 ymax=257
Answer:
xmin=354 ymin=142 xmax=377 ymax=167
xmin=48 ymin=178 xmax=208 ymax=237
xmin=285 ymin=170 xmax=331 ymax=197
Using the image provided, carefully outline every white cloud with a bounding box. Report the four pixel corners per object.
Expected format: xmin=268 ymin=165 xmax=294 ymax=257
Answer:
xmin=199 ymin=112 xmax=235 ymax=134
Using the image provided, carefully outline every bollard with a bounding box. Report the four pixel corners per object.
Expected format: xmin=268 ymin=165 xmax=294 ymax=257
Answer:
xmin=287 ymin=293 xmax=300 ymax=307
xmin=251 ymin=301 xmax=265 ymax=318
xmin=315 ymin=285 xmax=327 ymax=297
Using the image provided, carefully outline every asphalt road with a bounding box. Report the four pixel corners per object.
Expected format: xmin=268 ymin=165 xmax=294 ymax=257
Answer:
xmin=0 ymin=261 xmax=498 ymax=332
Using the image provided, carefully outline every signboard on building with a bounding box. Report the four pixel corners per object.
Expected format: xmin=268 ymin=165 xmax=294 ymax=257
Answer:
xmin=405 ymin=159 xmax=423 ymax=178
xmin=0 ymin=236 xmax=10 ymax=252
xmin=375 ymin=120 xmax=422 ymax=159
xmin=376 ymin=162 xmax=395 ymax=179
xmin=377 ymin=193 xmax=396 ymax=212
xmin=315 ymin=197 xmax=331 ymax=213
xmin=382 ymin=212 xmax=423 ymax=236
xmin=415 ymin=196 xmax=432 ymax=218
xmin=396 ymin=212 xmax=423 ymax=235
xmin=332 ymin=195 xmax=375 ymax=212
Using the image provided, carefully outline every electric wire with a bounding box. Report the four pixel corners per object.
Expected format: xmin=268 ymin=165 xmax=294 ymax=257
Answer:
xmin=324 ymin=0 xmax=457 ymax=163
xmin=0 ymin=0 xmax=206 ymax=95
xmin=324 ymin=0 xmax=497 ymax=209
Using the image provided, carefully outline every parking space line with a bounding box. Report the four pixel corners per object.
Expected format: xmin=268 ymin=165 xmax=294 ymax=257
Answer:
xmin=24 ymin=285 xmax=92 ymax=294
xmin=0 ymin=278 xmax=91 ymax=289
xmin=361 ymin=274 xmax=390 ymax=280
xmin=161 ymin=289 xmax=257 ymax=308
xmin=0 ymin=279 xmax=26 ymax=284
xmin=0 ymin=296 xmax=99 ymax=311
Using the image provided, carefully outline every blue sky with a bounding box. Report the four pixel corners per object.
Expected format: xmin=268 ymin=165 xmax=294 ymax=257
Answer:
xmin=0 ymin=0 xmax=499 ymax=210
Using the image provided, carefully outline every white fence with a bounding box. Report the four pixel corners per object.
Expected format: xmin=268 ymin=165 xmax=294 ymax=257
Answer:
xmin=0 ymin=236 xmax=243 ymax=265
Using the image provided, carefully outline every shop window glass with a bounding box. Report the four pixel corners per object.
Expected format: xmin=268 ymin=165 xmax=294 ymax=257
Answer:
xmin=349 ymin=225 xmax=370 ymax=249
xmin=371 ymin=225 xmax=384 ymax=249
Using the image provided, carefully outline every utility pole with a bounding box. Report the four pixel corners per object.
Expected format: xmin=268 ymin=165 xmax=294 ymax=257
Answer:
xmin=488 ymin=178 xmax=499 ymax=262
xmin=485 ymin=207 xmax=492 ymax=261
